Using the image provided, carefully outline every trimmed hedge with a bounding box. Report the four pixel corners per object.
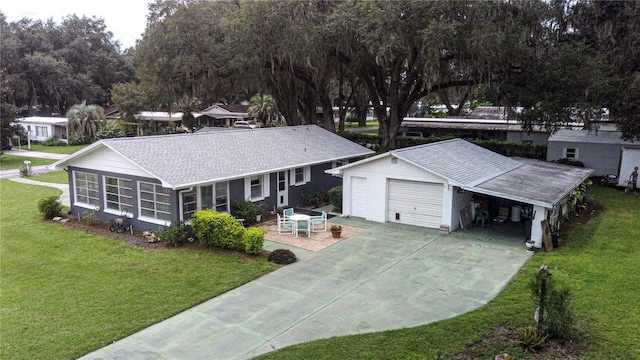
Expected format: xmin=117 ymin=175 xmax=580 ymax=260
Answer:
xmin=191 ymin=209 xmax=266 ymax=255
xmin=191 ymin=209 xmax=245 ymax=251
xmin=243 ymin=227 xmax=266 ymax=255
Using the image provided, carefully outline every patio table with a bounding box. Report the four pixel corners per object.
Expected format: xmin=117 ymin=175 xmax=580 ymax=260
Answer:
xmin=289 ymin=213 xmax=311 ymax=238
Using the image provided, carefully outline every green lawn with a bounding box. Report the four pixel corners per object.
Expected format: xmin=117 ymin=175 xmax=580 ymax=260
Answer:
xmin=0 ymin=180 xmax=280 ymax=360
xmin=27 ymin=144 xmax=88 ymax=154
xmin=259 ymin=185 xmax=639 ymax=359
xmin=0 ymin=154 xmax=56 ymax=170
xmin=344 ymin=121 xmax=379 ymax=128
xmin=31 ymin=170 xmax=69 ymax=184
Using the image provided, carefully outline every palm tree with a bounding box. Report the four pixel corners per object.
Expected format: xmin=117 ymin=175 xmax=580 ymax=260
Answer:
xmin=66 ymin=101 xmax=106 ymax=143
xmin=175 ymin=95 xmax=202 ymax=131
xmin=248 ymin=94 xmax=277 ymax=126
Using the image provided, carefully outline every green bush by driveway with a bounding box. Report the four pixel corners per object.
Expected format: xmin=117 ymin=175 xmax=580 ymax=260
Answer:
xmin=0 ymin=180 xmax=279 ymax=360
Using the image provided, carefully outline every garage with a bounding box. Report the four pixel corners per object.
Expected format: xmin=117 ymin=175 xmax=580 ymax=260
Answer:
xmin=387 ymin=179 xmax=443 ymax=228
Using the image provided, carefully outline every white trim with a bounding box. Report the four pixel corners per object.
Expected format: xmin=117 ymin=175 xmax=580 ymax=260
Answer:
xmin=104 ymin=208 xmax=133 ymax=218
xmin=138 ymin=216 xmax=171 ymax=226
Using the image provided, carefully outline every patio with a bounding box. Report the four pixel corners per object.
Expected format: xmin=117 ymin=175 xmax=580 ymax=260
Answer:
xmin=261 ymin=219 xmax=365 ymax=252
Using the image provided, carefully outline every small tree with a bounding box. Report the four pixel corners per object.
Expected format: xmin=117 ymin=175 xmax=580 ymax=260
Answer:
xmin=530 ymin=265 xmax=576 ymax=340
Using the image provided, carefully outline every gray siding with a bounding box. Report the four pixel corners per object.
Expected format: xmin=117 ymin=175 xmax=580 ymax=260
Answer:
xmin=547 ymin=141 xmax=622 ymax=176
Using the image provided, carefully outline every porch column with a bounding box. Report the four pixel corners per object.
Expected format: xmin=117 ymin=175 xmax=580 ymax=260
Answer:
xmin=530 ymin=205 xmax=547 ymax=248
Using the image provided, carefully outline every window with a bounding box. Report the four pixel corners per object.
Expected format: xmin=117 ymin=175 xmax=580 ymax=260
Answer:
xmin=564 ymin=148 xmax=578 ymax=159
xmin=245 ymin=175 xmax=269 ymax=201
xmin=250 ymin=175 xmax=262 ymax=199
xmin=195 ymin=182 xmax=229 ymax=217
xmin=290 ymin=166 xmax=310 ymax=186
xmin=139 ymin=181 xmax=171 ymax=222
xmin=35 ymin=126 xmax=48 ymax=138
xmin=214 ymin=182 xmax=228 ymax=213
xmin=294 ymin=167 xmax=304 ymax=184
xmin=181 ymin=189 xmax=197 ymax=221
xmin=74 ymin=171 xmax=99 ymax=207
xmin=104 ymin=177 xmax=133 ymax=215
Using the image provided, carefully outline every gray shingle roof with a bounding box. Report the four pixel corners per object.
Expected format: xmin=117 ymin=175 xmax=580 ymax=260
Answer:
xmin=392 ymin=139 xmax=521 ymax=186
xmin=59 ymin=125 xmax=373 ymax=189
xmin=548 ymin=129 xmax=631 ymax=145
xmin=474 ymin=157 xmax=594 ymax=207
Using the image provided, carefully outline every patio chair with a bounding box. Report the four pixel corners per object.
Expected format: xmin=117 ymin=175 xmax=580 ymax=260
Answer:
xmin=494 ymin=207 xmax=510 ymax=223
xmin=475 ymin=208 xmax=490 ymax=228
xmin=277 ymin=213 xmax=294 ymax=235
xmin=310 ymin=211 xmax=327 ymax=232
xmin=296 ymin=218 xmax=310 ymax=238
xmin=283 ymin=208 xmax=294 ymax=220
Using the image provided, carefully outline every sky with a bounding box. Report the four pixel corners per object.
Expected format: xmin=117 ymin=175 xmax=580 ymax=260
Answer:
xmin=2 ymin=0 xmax=151 ymax=49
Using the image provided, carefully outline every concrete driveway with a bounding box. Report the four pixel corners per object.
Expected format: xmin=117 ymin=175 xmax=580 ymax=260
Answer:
xmin=80 ymin=218 xmax=532 ymax=360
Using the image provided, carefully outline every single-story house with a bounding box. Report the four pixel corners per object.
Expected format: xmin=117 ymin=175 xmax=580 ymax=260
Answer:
xmin=49 ymin=125 xmax=374 ymax=231
xmin=327 ymin=139 xmax=594 ymax=248
xmin=17 ymin=117 xmax=68 ymax=143
xmin=547 ymin=129 xmax=639 ymax=177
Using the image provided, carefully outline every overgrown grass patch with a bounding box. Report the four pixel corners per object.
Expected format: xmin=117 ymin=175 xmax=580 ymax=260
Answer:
xmin=259 ymin=185 xmax=639 ymax=359
xmin=0 ymin=180 xmax=279 ymax=359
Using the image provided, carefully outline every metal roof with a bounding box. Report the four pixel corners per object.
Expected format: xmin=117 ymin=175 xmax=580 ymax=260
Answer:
xmin=548 ymin=129 xmax=633 ymax=145
xmin=51 ymin=125 xmax=373 ymax=189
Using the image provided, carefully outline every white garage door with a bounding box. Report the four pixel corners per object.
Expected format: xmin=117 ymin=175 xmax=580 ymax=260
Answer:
xmin=387 ymin=179 xmax=443 ymax=228
xmin=350 ymin=176 xmax=367 ymax=218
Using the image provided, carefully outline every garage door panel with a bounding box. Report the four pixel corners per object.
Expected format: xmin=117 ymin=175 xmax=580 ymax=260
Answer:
xmin=387 ymin=179 xmax=443 ymax=228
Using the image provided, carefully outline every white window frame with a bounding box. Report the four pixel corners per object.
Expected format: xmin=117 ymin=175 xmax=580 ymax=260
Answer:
xmin=35 ymin=126 xmax=48 ymax=138
xmin=197 ymin=182 xmax=229 ymax=214
xmin=138 ymin=181 xmax=172 ymax=225
xmin=563 ymin=147 xmax=579 ymax=159
xmin=245 ymin=174 xmax=270 ymax=201
xmin=289 ymin=166 xmax=311 ymax=186
xmin=103 ymin=176 xmax=133 ymax=217
xmin=73 ymin=171 xmax=100 ymax=209
xmin=180 ymin=188 xmax=198 ymax=222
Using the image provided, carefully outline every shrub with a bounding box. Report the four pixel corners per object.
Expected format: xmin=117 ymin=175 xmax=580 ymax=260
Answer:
xmin=243 ymin=227 xmax=266 ymax=255
xmin=155 ymin=221 xmax=188 ymax=247
xmin=38 ymin=196 xmax=62 ymax=219
xmin=97 ymin=120 xmax=127 ymax=139
xmin=231 ymin=200 xmax=259 ymax=226
xmin=19 ymin=164 xmax=33 ymax=177
xmin=530 ymin=267 xmax=576 ymax=340
xmin=328 ymin=186 xmax=342 ymax=212
xmin=191 ymin=209 xmax=245 ymax=251
xmin=267 ymin=249 xmax=297 ymax=264
xmin=517 ymin=326 xmax=547 ymax=352
xmin=41 ymin=137 xmax=67 ymax=146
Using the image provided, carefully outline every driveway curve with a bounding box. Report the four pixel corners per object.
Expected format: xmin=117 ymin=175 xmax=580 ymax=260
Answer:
xmin=80 ymin=219 xmax=532 ymax=360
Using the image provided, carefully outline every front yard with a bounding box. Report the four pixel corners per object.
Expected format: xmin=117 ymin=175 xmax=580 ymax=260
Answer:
xmin=0 ymin=180 xmax=279 ymax=360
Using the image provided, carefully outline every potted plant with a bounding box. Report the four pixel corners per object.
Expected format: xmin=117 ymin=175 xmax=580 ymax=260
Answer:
xmin=330 ymin=224 xmax=342 ymax=238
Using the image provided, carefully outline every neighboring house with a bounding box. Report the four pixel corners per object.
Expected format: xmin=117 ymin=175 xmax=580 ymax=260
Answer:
xmin=16 ymin=117 xmax=68 ymax=143
xmin=547 ymin=129 xmax=640 ymax=177
xmin=400 ymin=117 xmax=550 ymax=144
xmin=49 ymin=125 xmax=373 ymax=231
xmin=197 ymin=104 xmax=249 ymax=128
xmin=327 ymin=139 xmax=593 ymax=248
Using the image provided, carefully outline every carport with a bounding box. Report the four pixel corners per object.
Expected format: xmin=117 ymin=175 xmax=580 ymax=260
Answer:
xmin=327 ymin=139 xmax=594 ymax=248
